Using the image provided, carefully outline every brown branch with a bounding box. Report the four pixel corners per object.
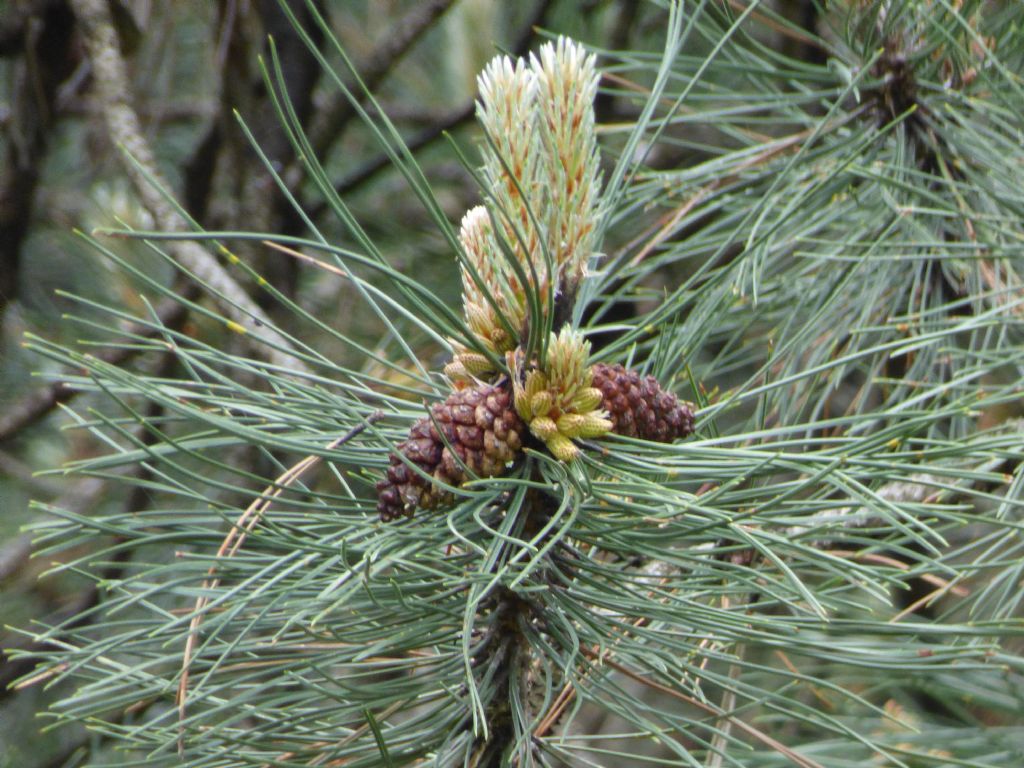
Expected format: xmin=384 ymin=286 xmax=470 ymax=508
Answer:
xmin=308 ymin=0 xmax=557 ymax=218
xmin=0 ymin=292 xmax=192 ymax=443
xmin=0 ymin=1 xmax=77 ymax=326
xmin=222 ymin=0 xmax=328 ymax=300
xmin=52 ymin=98 xmax=218 ymax=121
xmin=0 ymin=0 xmax=64 ymax=56
xmin=0 ymin=536 xmax=33 ymax=584
xmin=725 ymin=0 xmax=827 ymax=51
xmin=304 ymin=0 xmax=459 ymax=163
xmin=307 ymin=100 xmax=475 ymax=221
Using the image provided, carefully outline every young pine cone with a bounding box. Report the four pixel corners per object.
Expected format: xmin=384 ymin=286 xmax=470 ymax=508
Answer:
xmin=376 ymin=383 xmax=525 ymax=521
xmin=378 ymin=365 xmax=695 ymax=520
xmin=591 ymin=363 xmax=695 ymax=442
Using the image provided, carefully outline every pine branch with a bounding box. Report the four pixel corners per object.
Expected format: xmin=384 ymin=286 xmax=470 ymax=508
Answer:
xmin=307 ymin=100 xmax=475 ymax=221
xmin=16 ymin=4 xmax=1024 ymax=766
xmin=175 ymin=412 xmax=382 ymax=753
xmin=1 ymin=350 xmax=180 ymax=701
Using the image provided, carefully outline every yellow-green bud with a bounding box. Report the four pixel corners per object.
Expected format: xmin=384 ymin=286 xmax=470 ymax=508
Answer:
xmin=525 ymin=369 xmax=548 ymax=399
xmin=529 ymin=415 xmax=559 ymax=440
xmin=457 ymin=352 xmax=495 ymax=376
xmin=569 ymin=386 xmax=603 ymax=412
xmin=466 ymin=303 xmax=491 ymax=335
xmin=529 ymin=390 xmax=554 ymax=419
xmin=555 ymin=413 xmax=585 ymax=437
xmin=556 ymin=412 xmax=612 ymax=439
xmin=545 ymin=433 xmax=579 ymax=462
xmin=579 ymin=412 xmax=612 ymax=438
xmin=444 ymin=360 xmax=471 ymax=383
xmin=514 ymin=387 xmax=530 ymax=420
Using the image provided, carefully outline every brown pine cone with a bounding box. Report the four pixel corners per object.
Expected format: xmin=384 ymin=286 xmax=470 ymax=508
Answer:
xmin=376 ymin=383 xmax=525 ymax=521
xmin=591 ymin=363 xmax=695 ymax=442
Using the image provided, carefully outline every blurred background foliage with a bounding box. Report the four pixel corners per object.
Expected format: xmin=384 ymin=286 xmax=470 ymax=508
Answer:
xmin=2 ymin=0 xmax=1024 ymax=766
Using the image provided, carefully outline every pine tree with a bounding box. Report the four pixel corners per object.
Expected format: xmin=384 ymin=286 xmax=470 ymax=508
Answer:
xmin=14 ymin=2 xmax=1024 ymax=766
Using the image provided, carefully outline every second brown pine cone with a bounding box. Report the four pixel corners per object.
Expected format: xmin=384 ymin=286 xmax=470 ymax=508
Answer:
xmin=590 ymin=363 xmax=695 ymax=442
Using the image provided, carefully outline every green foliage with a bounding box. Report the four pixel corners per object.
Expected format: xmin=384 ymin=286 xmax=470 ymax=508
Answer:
xmin=13 ymin=1 xmax=1024 ymax=766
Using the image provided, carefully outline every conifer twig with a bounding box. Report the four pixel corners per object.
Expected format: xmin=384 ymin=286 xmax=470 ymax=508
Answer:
xmin=595 ymin=651 xmax=826 ymax=768
xmin=175 ymin=413 xmax=382 ymax=754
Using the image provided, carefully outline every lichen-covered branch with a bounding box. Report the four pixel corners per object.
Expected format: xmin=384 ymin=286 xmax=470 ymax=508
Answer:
xmin=69 ymin=0 xmax=307 ymax=373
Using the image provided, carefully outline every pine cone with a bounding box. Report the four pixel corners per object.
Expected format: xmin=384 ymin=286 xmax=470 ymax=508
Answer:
xmin=376 ymin=383 xmax=525 ymax=521
xmin=591 ymin=363 xmax=694 ymax=442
